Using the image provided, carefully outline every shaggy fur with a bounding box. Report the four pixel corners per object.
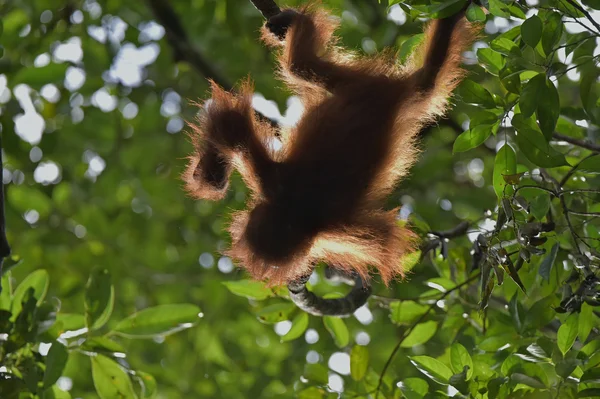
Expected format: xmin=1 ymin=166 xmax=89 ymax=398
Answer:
xmin=183 ymin=4 xmax=480 ymax=286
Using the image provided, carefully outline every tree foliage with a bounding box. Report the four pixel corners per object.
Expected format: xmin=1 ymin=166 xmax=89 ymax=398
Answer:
xmin=0 ymin=0 xmax=599 ymax=398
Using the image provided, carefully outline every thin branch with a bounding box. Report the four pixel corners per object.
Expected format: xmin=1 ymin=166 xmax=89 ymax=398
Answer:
xmin=555 ymin=54 xmax=600 ymax=79
xmin=145 ymin=0 xmax=232 ymax=90
xmin=566 ymin=210 xmax=600 ymax=217
xmin=561 ymin=188 xmax=583 ymax=254
xmin=249 ymin=0 xmax=281 ymax=19
xmin=430 ymin=221 xmax=470 ymax=238
xmin=553 ymin=132 xmax=600 ymax=153
xmin=375 ymin=273 xmax=479 ymax=398
xmin=564 ymin=0 xmax=600 ymax=33
xmin=512 ymin=185 xmax=557 ymax=197
xmin=559 ymin=189 xmax=600 ymax=195
xmin=145 ymin=0 xmax=281 ymax=127
xmin=560 ymin=154 xmax=598 ymax=187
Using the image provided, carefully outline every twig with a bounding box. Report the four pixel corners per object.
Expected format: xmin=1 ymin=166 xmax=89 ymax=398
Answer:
xmin=249 ymin=0 xmax=281 ymax=19
xmin=559 ymin=189 xmax=600 ymax=195
xmin=566 ymin=210 xmax=600 ymax=217
xmin=552 ymin=132 xmax=600 ymax=153
xmin=430 ymin=221 xmax=470 ymax=238
xmin=145 ymin=0 xmax=232 ymax=90
xmin=375 ymin=273 xmax=479 ymax=398
xmin=145 ymin=0 xmax=281 ymax=127
xmin=0 ymin=134 xmax=11 ymax=288
xmin=560 ymin=154 xmax=598 ymax=187
xmin=512 ymin=185 xmax=557 ymax=197
xmin=564 ymin=0 xmax=600 ymax=33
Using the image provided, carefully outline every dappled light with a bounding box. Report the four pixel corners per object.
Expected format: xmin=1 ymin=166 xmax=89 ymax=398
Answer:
xmin=1 ymin=0 xmax=599 ymax=398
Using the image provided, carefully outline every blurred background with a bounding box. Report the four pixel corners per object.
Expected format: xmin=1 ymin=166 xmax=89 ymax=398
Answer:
xmin=1 ymin=0 xmax=599 ymax=398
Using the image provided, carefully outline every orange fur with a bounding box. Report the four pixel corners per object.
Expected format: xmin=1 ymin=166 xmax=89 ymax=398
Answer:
xmin=182 ymin=5 xmax=480 ymax=286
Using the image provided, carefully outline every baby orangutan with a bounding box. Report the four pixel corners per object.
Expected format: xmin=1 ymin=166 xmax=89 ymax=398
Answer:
xmin=183 ymin=4 xmax=479 ymax=286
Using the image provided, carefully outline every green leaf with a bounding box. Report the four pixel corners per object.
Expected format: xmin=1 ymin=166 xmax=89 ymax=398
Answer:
xmin=509 ymin=292 xmax=525 ymax=332
xmin=470 ymin=110 xmax=500 ymax=127
xmin=91 ymin=355 xmax=137 ymax=399
xmin=12 ymin=63 xmax=69 ymax=90
xmin=520 ymin=74 xmax=546 ymax=118
xmin=0 ymin=273 xmax=11 ymax=310
xmin=504 ymin=257 xmax=527 ymax=294
xmin=578 ymin=155 xmax=600 ymax=174
xmin=458 ymin=80 xmax=496 ymax=108
xmin=579 ymin=303 xmax=594 ymax=344
xmin=401 ymin=321 xmax=438 ymax=348
xmin=555 ymin=358 xmax=579 ymax=379
xmin=323 ymin=316 xmax=350 ymax=348
xmin=399 ymin=377 xmax=429 ymax=399
xmin=542 ymin=12 xmax=563 ymax=56
xmin=581 ymin=368 xmax=600 ymax=384
xmin=82 ymin=337 xmax=126 ymax=354
xmin=304 ymin=363 xmax=329 ymax=385
xmin=400 ymin=250 xmax=421 ymax=272
xmin=530 ymin=192 xmax=551 ymax=221
xmin=223 ymin=280 xmax=271 ymax=300
xmin=409 ymin=355 xmax=453 ymax=384
xmin=537 ymin=77 xmax=560 ymax=139
xmin=350 ymin=345 xmax=369 ymax=381
xmin=56 ymin=313 xmax=85 ymax=331
xmin=582 ymin=0 xmax=600 ymax=10
xmin=450 ymin=343 xmax=473 ymax=380
xmin=389 ymin=301 xmax=429 ymax=324
xmin=510 ymin=373 xmax=545 ymax=389
xmin=427 ymin=0 xmax=466 ymax=19
xmin=297 ymin=387 xmax=325 ymax=399
xmin=488 ymin=0 xmax=510 ymax=17
xmin=524 ymin=296 xmax=558 ymax=330
xmin=539 ymin=243 xmax=559 ymax=282
xmin=490 ymin=37 xmax=519 ymax=56
xmin=255 ymin=302 xmax=295 ymax=324
xmin=513 ymin=115 xmax=569 ymax=168
xmin=43 ymin=342 xmax=69 ymax=388
xmin=281 ymin=312 xmax=309 ymax=342
xmin=493 ymin=144 xmax=517 ymax=199
xmin=399 ymin=34 xmax=424 ymax=63
xmin=12 ymin=269 xmax=49 ymax=319
xmin=579 ymin=388 xmax=600 ymax=398
xmin=521 ymin=16 xmax=543 ymax=47
xmin=555 ymin=1 xmax=585 ymax=17
xmin=112 ymin=304 xmax=201 ymax=338
xmin=558 ymin=313 xmax=579 ymax=355
xmin=477 ymin=48 xmax=505 ymax=75
xmin=453 ymin=125 xmax=493 ymax=153
xmin=466 ymin=3 xmax=486 ymax=22
xmin=84 ymin=269 xmax=114 ymax=330
xmin=42 ymin=385 xmax=72 ymax=399
xmin=136 ymin=370 xmax=157 ymax=399
xmin=500 ymin=62 xmax=523 ymax=94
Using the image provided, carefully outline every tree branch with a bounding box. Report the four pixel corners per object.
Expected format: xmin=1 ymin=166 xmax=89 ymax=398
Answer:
xmin=560 ymin=154 xmax=598 ymax=187
xmin=145 ymin=0 xmax=232 ymax=90
xmin=552 ymin=132 xmax=600 ymax=153
xmin=375 ymin=273 xmax=479 ymax=397
xmin=564 ymin=0 xmax=600 ymax=33
xmin=249 ymin=0 xmax=281 ymax=19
